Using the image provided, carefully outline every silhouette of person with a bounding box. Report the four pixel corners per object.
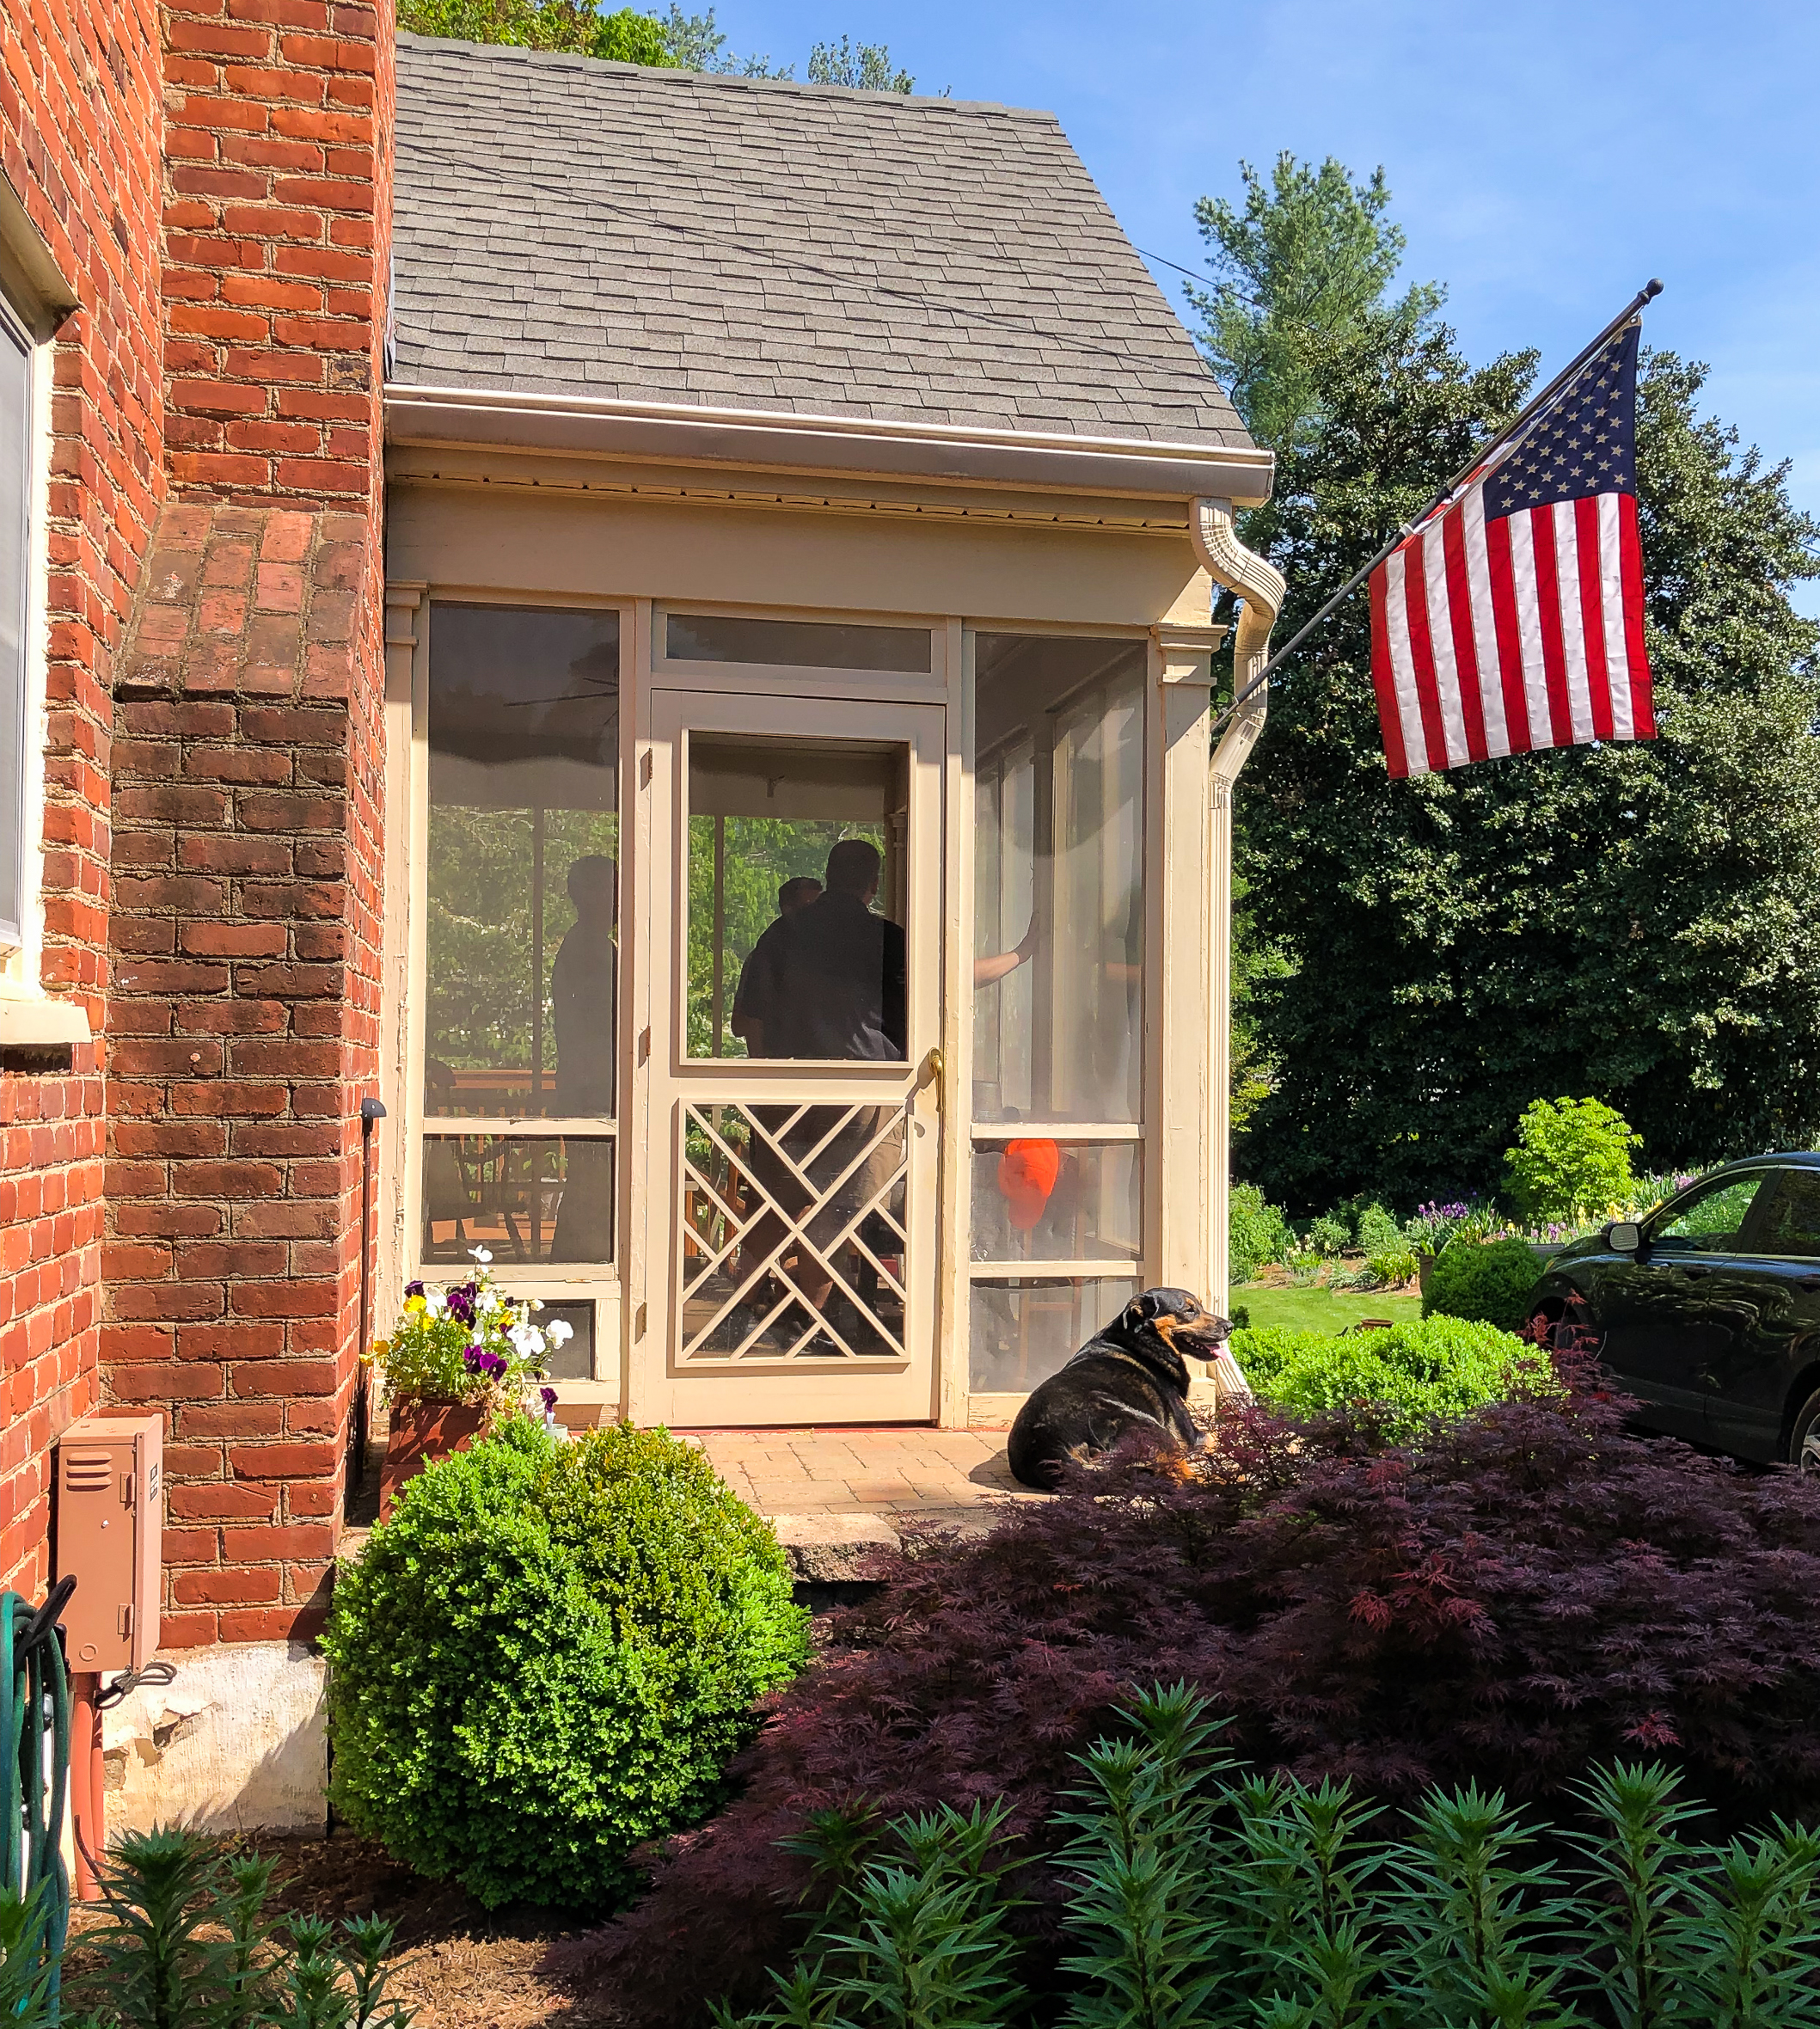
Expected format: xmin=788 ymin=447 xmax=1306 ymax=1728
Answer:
xmin=730 ymin=874 xmax=822 ymax=1056
xmin=551 ymin=854 xmax=616 ymax=1261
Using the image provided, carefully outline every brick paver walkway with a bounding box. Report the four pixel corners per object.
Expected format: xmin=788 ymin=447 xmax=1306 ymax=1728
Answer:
xmin=687 ymin=1424 xmax=1045 ymax=1528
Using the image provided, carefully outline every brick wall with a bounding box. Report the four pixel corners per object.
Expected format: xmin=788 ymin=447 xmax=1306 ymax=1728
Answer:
xmin=107 ymin=507 xmax=379 ymax=1642
xmin=96 ymin=0 xmax=393 ymax=1645
xmin=0 ymin=0 xmax=166 ymax=1591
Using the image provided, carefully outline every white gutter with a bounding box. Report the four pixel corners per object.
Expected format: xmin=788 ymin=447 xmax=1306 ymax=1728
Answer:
xmin=1191 ymin=497 xmax=1285 ymax=1392
xmin=385 ymin=382 xmax=1276 ymax=505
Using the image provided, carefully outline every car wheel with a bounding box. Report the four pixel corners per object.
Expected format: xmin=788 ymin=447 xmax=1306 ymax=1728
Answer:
xmin=1786 ymin=1388 xmax=1820 ymax=1474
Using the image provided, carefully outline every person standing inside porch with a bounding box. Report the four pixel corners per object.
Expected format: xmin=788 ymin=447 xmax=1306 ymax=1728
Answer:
xmin=742 ymin=838 xmax=905 ymax=1341
xmin=551 ymin=854 xmax=617 ymax=1261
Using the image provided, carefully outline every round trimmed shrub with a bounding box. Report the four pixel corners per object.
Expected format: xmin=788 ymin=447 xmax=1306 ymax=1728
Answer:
xmin=1233 ymin=1314 xmax=1547 ymax=1437
xmin=1422 ymin=1235 xmax=1544 ymax=1332
xmin=1229 ymin=1181 xmax=1294 ymax=1284
xmin=322 ymin=1417 xmax=808 ymax=1909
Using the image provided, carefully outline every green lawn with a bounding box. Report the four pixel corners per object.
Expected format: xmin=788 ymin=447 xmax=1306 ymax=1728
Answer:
xmin=1231 ymin=1283 xmax=1423 ymax=1335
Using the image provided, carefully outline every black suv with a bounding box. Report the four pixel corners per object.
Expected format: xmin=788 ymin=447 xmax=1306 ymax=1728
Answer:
xmin=1526 ymin=1152 xmax=1820 ymax=1470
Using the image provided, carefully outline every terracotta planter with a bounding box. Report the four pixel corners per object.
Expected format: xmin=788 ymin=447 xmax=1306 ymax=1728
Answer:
xmin=380 ymin=1401 xmax=489 ymax=1521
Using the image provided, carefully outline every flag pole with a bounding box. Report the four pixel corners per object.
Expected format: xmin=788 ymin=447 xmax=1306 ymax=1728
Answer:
xmin=1207 ymin=278 xmax=1663 ymax=736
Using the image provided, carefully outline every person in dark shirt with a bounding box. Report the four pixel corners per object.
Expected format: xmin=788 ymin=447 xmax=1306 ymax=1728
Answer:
xmin=745 ymin=837 xmax=906 ymax=1061
xmin=738 ymin=837 xmax=905 ymax=1341
xmin=729 ymin=874 xmax=821 ymax=1057
xmin=551 ymin=854 xmax=616 ymax=1262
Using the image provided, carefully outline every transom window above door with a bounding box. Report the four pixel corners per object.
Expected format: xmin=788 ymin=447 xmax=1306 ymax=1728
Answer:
xmin=420 ymin=601 xmax=620 ymax=1272
xmin=662 ymin=610 xmax=932 ymax=674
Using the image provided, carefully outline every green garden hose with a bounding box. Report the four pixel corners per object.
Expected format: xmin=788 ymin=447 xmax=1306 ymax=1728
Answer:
xmin=2 ymin=1578 xmax=73 ymax=2010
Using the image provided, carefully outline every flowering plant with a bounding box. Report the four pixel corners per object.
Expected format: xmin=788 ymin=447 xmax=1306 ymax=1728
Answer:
xmin=368 ymin=1247 xmax=572 ymax=1420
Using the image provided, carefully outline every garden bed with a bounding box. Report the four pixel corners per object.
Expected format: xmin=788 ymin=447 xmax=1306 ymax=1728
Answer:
xmin=64 ymin=1832 xmax=618 ymax=2029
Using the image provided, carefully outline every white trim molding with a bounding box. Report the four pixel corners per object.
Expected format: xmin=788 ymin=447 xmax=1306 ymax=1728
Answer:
xmin=387 ymin=383 xmax=1277 ymax=506
xmin=1192 ymin=498 xmax=1284 ymax=1334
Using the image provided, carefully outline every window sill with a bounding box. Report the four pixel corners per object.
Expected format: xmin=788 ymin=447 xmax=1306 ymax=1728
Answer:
xmin=0 ymin=996 xmax=90 ymax=1047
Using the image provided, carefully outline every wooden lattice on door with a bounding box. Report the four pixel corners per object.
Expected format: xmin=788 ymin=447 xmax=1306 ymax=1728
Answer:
xmin=679 ymin=1100 xmax=910 ymax=1362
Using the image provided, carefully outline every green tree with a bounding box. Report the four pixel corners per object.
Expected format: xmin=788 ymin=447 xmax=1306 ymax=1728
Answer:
xmin=1188 ymin=154 xmax=1440 ymax=453
xmin=395 ymin=0 xmax=790 ymax=71
xmin=1203 ymin=177 xmax=1820 ymax=1211
xmin=1504 ymin=1095 xmax=1642 ymax=1226
xmin=807 ymin=34 xmax=914 ymax=92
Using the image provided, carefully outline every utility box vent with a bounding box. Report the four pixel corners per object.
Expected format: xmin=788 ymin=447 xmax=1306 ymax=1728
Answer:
xmin=54 ymin=1416 xmax=162 ymax=1673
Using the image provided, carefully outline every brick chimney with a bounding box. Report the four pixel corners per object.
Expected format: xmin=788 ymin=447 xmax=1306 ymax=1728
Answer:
xmin=103 ymin=0 xmax=394 ymax=1643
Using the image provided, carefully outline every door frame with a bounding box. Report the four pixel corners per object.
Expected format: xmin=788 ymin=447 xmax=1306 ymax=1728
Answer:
xmin=631 ymin=685 xmax=948 ymax=1427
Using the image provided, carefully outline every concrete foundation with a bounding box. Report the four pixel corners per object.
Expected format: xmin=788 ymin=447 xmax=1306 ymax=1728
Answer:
xmin=103 ymin=1642 xmax=329 ymax=1838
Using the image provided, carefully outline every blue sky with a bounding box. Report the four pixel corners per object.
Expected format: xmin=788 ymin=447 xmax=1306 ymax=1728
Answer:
xmin=717 ymin=0 xmax=1820 ymax=608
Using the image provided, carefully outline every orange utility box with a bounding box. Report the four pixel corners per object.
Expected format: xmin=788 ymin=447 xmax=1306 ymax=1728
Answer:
xmin=54 ymin=1416 xmax=162 ymax=1673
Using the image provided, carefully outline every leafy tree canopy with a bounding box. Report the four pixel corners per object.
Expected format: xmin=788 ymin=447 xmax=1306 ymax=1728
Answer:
xmin=1188 ymin=154 xmax=1441 ymax=453
xmin=393 ymin=0 xmax=911 ymax=86
xmin=1192 ymin=157 xmax=1820 ymax=1214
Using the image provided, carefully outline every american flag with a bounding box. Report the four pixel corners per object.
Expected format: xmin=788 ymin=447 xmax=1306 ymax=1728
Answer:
xmin=1369 ymin=322 xmax=1654 ymax=779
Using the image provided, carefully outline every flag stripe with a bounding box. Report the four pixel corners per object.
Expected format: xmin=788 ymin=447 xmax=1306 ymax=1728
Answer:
xmin=1420 ymin=518 xmax=1469 ymax=767
xmin=1575 ymin=494 xmax=1615 ymax=741
xmin=1460 ymin=487 xmax=1511 ymax=757
xmin=1442 ymin=506 xmax=1490 ymax=762
xmin=1527 ymin=508 xmax=1576 ymax=745
xmin=1400 ymin=538 xmax=1450 ymax=774
xmin=1382 ymin=547 xmax=1431 ymax=775
xmin=1506 ymin=511 xmax=1554 ymax=751
xmin=1596 ymin=491 xmax=1633 ymax=741
xmin=1620 ymin=492 xmax=1655 ymax=738
xmin=1370 ymin=557 xmax=1412 ymax=779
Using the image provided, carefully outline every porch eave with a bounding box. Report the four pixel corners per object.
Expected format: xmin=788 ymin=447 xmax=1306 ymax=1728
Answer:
xmin=383 ymin=382 xmax=1276 ymax=507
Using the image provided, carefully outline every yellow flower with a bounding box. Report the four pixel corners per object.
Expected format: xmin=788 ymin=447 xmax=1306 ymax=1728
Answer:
xmin=365 ymin=1339 xmax=389 ymax=1366
xmin=404 ymin=1295 xmax=426 ymax=1315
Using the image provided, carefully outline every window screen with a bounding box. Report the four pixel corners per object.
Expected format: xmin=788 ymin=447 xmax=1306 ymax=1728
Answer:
xmin=0 ymin=303 xmax=30 ymax=947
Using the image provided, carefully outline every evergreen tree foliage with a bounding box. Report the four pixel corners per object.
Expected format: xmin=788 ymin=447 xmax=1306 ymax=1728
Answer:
xmin=1190 ymin=157 xmax=1820 ymax=1212
xmin=1188 ymin=155 xmax=1440 ymax=454
xmin=807 ymin=35 xmax=916 ymax=93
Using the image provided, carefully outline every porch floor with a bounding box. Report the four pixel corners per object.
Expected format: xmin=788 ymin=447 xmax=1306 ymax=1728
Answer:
xmin=685 ymin=1424 xmax=1039 ymax=1523
xmin=682 ymin=1423 xmax=1045 ymax=1583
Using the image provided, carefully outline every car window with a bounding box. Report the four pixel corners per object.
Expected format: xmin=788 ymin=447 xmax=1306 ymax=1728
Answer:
xmin=1648 ymin=1174 xmax=1765 ymax=1253
xmin=1752 ymin=1169 xmax=1820 ymax=1260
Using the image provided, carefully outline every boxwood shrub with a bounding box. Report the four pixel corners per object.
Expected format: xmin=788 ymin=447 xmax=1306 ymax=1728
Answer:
xmin=1232 ymin=1314 xmax=1546 ymax=1437
xmin=1422 ymin=1234 xmax=1545 ymax=1332
xmin=322 ymin=1417 xmax=808 ymax=1910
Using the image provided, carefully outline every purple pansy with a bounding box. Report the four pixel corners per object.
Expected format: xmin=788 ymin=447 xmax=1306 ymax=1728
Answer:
xmin=405 ymin=1279 xmax=424 ymax=1299
xmin=446 ymin=1282 xmax=477 ymax=1326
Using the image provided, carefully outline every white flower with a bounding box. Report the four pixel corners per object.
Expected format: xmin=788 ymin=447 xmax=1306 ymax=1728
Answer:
xmin=476 ymin=1289 xmax=499 ymax=1316
xmin=546 ymin=1319 xmax=574 ymax=1346
xmin=426 ymin=1289 xmax=447 ymax=1317
xmin=509 ymin=1321 xmax=546 ymax=1358
xmin=469 ymin=1245 xmax=493 ymax=1265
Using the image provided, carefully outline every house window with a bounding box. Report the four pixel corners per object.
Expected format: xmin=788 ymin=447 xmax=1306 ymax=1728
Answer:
xmin=0 ymin=295 xmax=32 ymax=948
xmin=968 ymin=634 xmax=1146 ymax=1392
xmin=420 ymin=602 xmax=620 ymax=1272
xmin=665 ymin=611 xmax=932 ymax=673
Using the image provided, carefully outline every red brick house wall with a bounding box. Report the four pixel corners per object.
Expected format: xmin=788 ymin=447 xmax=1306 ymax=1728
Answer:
xmin=101 ymin=0 xmax=394 ymax=1644
xmin=0 ymin=0 xmax=166 ymax=1592
xmin=0 ymin=0 xmax=393 ymax=1640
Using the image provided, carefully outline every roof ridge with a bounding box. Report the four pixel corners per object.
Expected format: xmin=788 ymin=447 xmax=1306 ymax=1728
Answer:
xmin=394 ymin=30 xmax=1039 ymax=119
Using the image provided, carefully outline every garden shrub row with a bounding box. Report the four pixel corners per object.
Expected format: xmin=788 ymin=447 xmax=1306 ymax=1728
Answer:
xmin=1232 ymin=1313 xmax=1547 ymax=1437
xmin=563 ymin=1371 xmax=1820 ymax=2019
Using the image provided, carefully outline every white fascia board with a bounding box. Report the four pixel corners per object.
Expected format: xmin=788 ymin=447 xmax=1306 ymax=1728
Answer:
xmin=383 ymin=383 xmax=1276 ymax=507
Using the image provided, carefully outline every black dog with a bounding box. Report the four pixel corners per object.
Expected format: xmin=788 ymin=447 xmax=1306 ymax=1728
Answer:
xmin=1006 ymin=1287 xmax=1232 ymax=1491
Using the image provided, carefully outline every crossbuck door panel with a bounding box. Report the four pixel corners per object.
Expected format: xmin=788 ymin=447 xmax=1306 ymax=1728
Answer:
xmin=643 ymin=690 xmax=945 ymax=1425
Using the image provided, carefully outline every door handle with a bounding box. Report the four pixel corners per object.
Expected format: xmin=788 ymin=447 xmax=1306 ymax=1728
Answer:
xmin=919 ymin=1046 xmax=944 ymax=1104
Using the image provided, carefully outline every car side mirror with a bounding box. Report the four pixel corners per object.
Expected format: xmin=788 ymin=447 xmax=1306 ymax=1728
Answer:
xmin=1606 ymin=1220 xmax=1644 ymax=1256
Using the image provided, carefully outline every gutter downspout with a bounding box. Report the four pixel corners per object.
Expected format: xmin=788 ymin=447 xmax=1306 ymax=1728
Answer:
xmin=1192 ymin=499 xmax=1285 ymax=1395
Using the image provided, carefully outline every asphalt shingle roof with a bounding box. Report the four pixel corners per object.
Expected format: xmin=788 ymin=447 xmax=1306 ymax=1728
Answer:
xmin=391 ymin=35 xmax=1253 ymax=451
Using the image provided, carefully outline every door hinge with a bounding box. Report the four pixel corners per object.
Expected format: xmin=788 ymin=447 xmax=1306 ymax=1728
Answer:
xmin=640 ymin=750 xmax=653 ymax=788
